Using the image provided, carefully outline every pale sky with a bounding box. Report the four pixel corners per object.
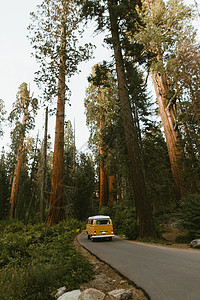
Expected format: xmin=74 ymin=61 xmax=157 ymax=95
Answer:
xmin=0 ymin=0 xmax=112 ymax=153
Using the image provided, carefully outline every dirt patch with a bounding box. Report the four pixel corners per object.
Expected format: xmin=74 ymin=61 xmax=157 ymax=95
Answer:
xmin=162 ymin=224 xmax=186 ymax=243
xmin=74 ymin=237 xmax=148 ymax=300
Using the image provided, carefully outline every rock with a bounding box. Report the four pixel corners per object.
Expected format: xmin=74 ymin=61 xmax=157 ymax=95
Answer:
xmin=78 ymin=288 xmax=105 ymax=300
xmin=107 ymin=289 xmax=132 ymax=300
xmin=57 ymin=289 xmax=81 ymax=300
xmin=190 ymin=239 xmax=200 ymax=249
xmin=55 ymin=286 xmax=67 ymax=298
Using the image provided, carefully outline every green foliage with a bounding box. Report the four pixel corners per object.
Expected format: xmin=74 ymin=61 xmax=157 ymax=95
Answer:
xmin=63 ymin=147 xmax=97 ymax=220
xmin=0 ymin=149 xmax=10 ymax=219
xmin=99 ymin=202 xmax=138 ymax=240
xmin=28 ymin=0 xmax=93 ymax=102
xmin=0 ymin=219 xmax=93 ymax=300
xmin=85 ymin=63 xmax=132 ymax=204
xmin=133 ymin=0 xmax=195 ymax=71
xmin=179 ymin=194 xmax=200 ymax=239
xmin=115 ymin=211 xmax=137 ymax=240
xmin=142 ymin=121 xmax=177 ymax=213
xmin=175 ymin=234 xmax=191 ymax=244
xmin=8 ymin=82 xmax=38 ymax=129
xmin=73 ymin=153 xmax=96 ymax=220
xmin=0 ymin=98 xmax=6 ymax=136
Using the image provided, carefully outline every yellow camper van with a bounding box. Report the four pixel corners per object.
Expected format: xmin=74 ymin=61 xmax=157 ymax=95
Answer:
xmin=86 ymin=215 xmax=114 ymax=241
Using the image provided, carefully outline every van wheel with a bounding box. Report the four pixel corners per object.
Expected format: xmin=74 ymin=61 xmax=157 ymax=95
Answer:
xmin=109 ymin=237 xmax=112 ymax=241
xmin=92 ymin=238 xmax=95 ymax=242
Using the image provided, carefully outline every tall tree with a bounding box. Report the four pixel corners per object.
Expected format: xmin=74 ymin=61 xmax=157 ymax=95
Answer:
xmin=80 ymin=0 xmax=157 ymax=238
xmin=107 ymin=0 xmax=156 ymax=238
xmin=28 ymin=0 xmax=93 ymax=225
xmin=168 ymin=41 xmax=200 ymax=192
xmin=131 ymin=0 xmax=197 ymax=199
xmin=9 ymin=83 xmax=38 ymax=219
xmin=88 ymin=63 xmax=115 ymax=206
xmin=16 ymin=137 xmax=37 ymax=221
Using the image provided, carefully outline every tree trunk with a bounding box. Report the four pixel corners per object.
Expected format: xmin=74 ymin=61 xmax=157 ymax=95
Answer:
xmin=108 ymin=0 xmax=156 ymax=238
xmin=151 ymin=70 xmax=184 ymax=200
xmin=108 ymin=174 xmax=115 ymax=203
xmin=47 ymin=24 xmax=66 ymax=226
xmin=40 ymin=107 xmax=48 ymax=223
xmin=9 ymin=104 xmax=29 ymax=219
xmin=99 ymin=90 xmax=109 ymax=206
xmin=143 ymin=0 xmax=184 ymax=200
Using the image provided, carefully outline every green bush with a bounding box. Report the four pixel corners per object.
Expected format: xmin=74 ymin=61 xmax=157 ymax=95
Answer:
xmin=99 ymin=203 xmax=138 ymax=240
xmin=175 ymin=234 xmax=191 ymax=244
xmin=0 ymin=219 xmax=93 ymax=300
xmin=179 ymin=194 xmax=200 ymax=239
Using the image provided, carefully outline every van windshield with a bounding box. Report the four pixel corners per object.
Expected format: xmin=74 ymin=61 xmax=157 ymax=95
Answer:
xmin=96 ymin=220 xmax=110 ymax=225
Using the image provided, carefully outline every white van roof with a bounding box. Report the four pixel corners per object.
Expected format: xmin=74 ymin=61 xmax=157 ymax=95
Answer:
xmin=88 ymin=215 xmax=110 ymax=220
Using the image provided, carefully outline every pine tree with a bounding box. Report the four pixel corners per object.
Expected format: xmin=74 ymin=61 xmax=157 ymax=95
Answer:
xmin=73 ymin=153 xmax=95 ymax=220
xmin=87 ymin=63 xmax=116 ymax=206
xmin=9 ymin=83 xmax=38 ymax=219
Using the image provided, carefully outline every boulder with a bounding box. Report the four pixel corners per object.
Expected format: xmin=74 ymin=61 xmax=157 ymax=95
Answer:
xmin=190 ymin=239 xmax=200 ymax=249
xmin=78 ymin=288 xmax=105 ymax=300
xmin=57 ymin=289 xmax=81 ymax=300
xmin=107 ymin=289 xmax=132 ymax=300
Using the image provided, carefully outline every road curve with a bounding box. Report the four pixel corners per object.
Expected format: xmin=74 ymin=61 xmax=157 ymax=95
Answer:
xmin=77 ymin=232 xmax=200 ymax=300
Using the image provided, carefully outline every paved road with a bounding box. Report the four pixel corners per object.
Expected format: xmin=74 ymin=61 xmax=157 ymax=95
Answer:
xmin=77 ymin=232 xmax=200 ymax=300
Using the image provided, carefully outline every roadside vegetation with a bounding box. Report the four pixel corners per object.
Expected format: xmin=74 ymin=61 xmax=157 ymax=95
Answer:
xmin=0 ymin=219 xmax=93 ymax=300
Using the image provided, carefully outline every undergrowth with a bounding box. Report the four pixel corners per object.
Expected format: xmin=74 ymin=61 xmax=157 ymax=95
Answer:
xmin=0 ymin=219 xmax=93 ymax=300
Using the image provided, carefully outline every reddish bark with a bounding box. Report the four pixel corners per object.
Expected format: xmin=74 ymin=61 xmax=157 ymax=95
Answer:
xmin=108 ymin=174 xmax=115 ymax=202
xmin=151 ymin=70 xmax=184 ymax=200
xmin=99 ymin=90 xmax=109 ymax=206
xmin=47 ymin=24 xmax=66 ymax=226
xmin=108 ymin=0 xmax=156 ymax=238
xmin=143 ymin=0 xmax=184 ymax=200
xmin=40 ymin=107 xmax=48 ymax=223
xmin=9 ymin=104 xmax=29 ymax=219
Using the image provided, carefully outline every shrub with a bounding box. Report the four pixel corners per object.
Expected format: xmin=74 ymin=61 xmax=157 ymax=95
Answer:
xmin=179 ymin=194 xmax=200 ymax=239
xmin=100 ymin=203 xmax=138 ymax=240
xmin=0 ymin=219 xmax=93 ymax=300
xmin=175 ymin=234 xmax=191 ymax=244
